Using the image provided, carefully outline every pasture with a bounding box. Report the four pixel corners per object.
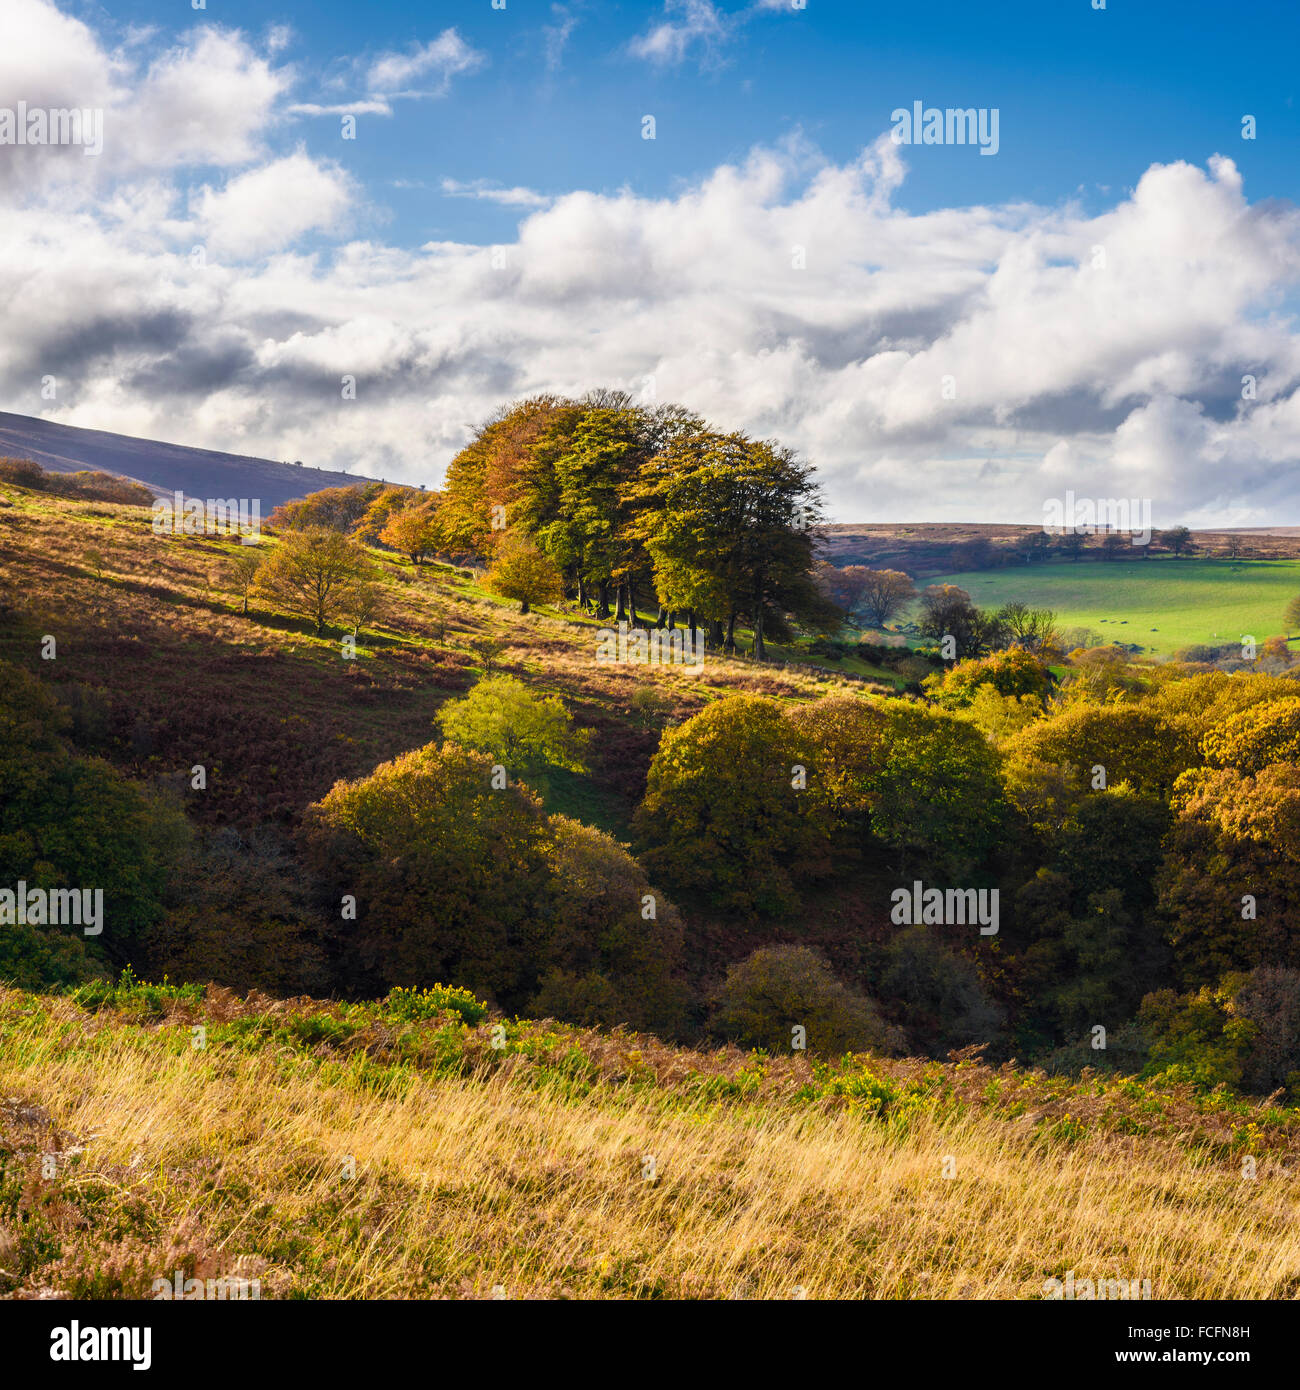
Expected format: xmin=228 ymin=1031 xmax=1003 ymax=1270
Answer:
xmin=924 ymin=557 xmax=1300 ymax=657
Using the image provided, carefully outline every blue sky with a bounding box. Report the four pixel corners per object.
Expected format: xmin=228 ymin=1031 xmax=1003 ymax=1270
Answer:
xmin=78 ymin=0 xmax=1300 ymax=245
xmin=8 ymin=0 xmax=1300 ymax=522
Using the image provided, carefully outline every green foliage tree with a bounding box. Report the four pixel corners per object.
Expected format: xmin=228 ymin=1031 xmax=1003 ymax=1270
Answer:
xmin=880 ymin=927 xmax=1004 ymax=1056
xmin=0 ymin=660 xmax=191 ymax=974
xmin=1160 ymin=525 xmax=1193 ymax=557
xmin=437 ymin=675 xmax=588 ymax=790
xmin=869 ymin=702 xmax=1005 ymax=875
xmin=636 ymin=695 xmax=817 ymax=915
xmin=711 ymin=945 xmax=896 ymax=1055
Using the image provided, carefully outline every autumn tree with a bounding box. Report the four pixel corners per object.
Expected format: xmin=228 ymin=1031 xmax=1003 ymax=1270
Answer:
xmin=300 ymin=743 xmax=552 ymax=1000
xmin=1016 ymin=702 xmax=1198 ymax=797
xmin=226 ymin=549 xmax=263 ymax=616
xmin=1157 ymin=764 xmax=1300 ymax=985
xmin=710 ymin=946 xmax=896 ymax=1055
xmin=300 ymin=741 xmax=681 ymax=1015
xmin=380 ymin=502 xmax=440 ymax=564
xmin=486 ymin=535 xmax=564 ymax=613
xmin=269 ymin=484 xmax=376 ymax=533
xmin=1201 ymin=697 xmax=1300 ymax=773
xmin=338 ymin=577 xmax=385 ymax=639
xmin=254 ymin=527 xmax=373 ymax=635
xmin=923 ymin=647 xmax=1053 ymax=710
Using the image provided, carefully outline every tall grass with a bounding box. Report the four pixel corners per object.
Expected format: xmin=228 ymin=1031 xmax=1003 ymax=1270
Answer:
xmin=3 ymin=988 xmax=1297 ymax=1300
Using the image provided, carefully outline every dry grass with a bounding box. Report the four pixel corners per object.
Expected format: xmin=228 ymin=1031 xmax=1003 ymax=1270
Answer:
xmin=3 ymin=987 xmax=1298 ymax=1300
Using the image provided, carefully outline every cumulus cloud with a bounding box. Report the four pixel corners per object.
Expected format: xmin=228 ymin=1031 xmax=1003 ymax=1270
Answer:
xmin=6 ymin=3 xmax=1300 ymax=525
xmin=192 ymin=153 xmax=356 ymax=258
xmin=0 ymin=0 xmax=292 ymax=197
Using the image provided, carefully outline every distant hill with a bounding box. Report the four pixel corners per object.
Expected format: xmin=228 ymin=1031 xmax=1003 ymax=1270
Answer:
xmin=0 ymin=411 xmax=384 ymax=511
xmin=821 ymin=521 xmax=1300 ymax=576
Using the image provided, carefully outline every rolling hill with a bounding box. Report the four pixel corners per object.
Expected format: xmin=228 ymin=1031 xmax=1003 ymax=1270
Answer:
xmin=0 ymin=411 xmax=383 ymax=511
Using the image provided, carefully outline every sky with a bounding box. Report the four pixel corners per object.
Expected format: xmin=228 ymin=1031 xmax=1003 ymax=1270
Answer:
xmin=3 ymin=0 xmax=1300 ymax=524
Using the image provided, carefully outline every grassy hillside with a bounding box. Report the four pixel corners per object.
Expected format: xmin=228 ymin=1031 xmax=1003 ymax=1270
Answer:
xmin=926 ymin=557 xmax=1300 ymax=658
xmin=0 ymin=481 xmax=874 ymax=837
xmin=4 ymin=979 xmax=1297 ymax=1301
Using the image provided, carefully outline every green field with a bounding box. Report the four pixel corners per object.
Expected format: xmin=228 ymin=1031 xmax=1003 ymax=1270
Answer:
xmin=926 ymin=557 xmax=1300 ymax=658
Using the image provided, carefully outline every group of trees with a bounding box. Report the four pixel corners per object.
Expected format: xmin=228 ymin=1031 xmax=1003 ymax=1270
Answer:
xmin=438 ymin=392 xmax=838 ymax=657
xmin=636 ymin=692 xmax=1005 ymax=916
xmin=246 ymin=392 xmax=842 ymax=658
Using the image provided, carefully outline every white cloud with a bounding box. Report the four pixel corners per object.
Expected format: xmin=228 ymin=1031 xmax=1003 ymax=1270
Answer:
xmin=289 ymin=101 xmax=393 ymax=118
xmin=441 ymin=179 xmax=551 ymax=209
xmin=543 ymin=5 xmax=579 ymax=72
xmin=629 ymin=0 xmax=732 ymax=68
xmin=192 ymin=153 xmax=356 ymax=259
xmin=5 ymin=3 xmax=1300 ymax=525
xmin=366 ymin=30 xmax=484 ymax=98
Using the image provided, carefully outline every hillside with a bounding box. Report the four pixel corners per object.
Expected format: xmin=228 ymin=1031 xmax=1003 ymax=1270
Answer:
xmin=5 ymin=451 xmax=1300 ymax=1308
xmin=4 ymin=977 xmax=1297 ymax=1301
xmin=0 ymin=411 xmax=384 ymax=511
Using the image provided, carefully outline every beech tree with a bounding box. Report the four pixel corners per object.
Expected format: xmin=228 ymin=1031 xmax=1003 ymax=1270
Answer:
xmin=380 ymin=503 xmax=440 ymax=564
xmin=486 ymin=535 xmax=564 ymax=613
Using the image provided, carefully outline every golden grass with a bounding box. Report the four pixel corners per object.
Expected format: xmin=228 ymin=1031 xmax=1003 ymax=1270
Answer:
xmin=4 ymin=991 xmax=1298 ymax=1300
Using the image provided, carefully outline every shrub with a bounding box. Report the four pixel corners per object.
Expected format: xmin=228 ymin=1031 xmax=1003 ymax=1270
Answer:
xmin=711 ymin=946 xmax=896 ymax=1056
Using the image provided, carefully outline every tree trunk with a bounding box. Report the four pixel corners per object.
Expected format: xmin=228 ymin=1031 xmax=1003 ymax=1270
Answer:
xmin=725 ymin=610 xmax=737 ymax=654
xmin=753 ymin=607 xmax=766 ymax=662
xmin=615 ymin=581 xmax=627 ymax=623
